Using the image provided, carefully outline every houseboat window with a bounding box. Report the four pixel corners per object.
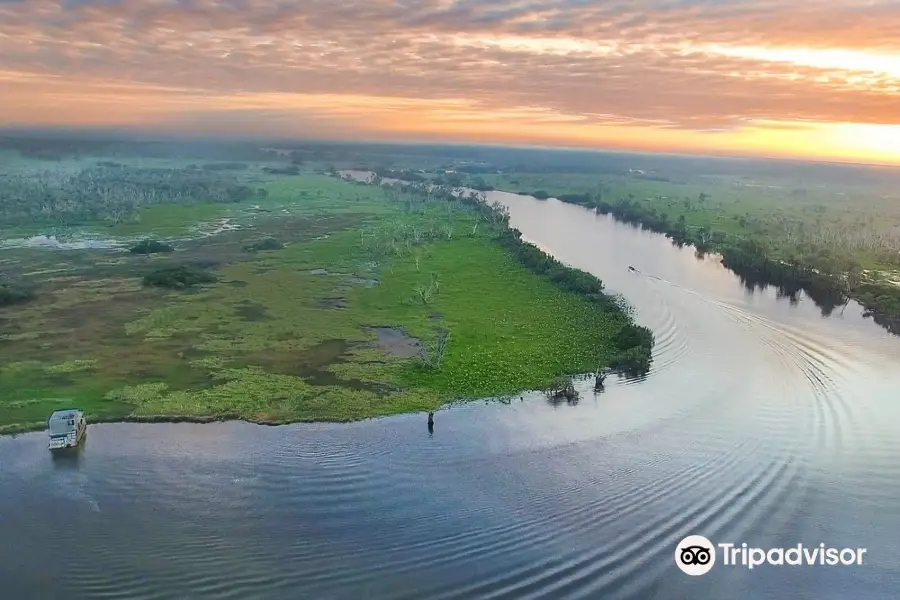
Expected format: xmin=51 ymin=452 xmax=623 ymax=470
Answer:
xmin=49 ymin=419 xmax=72 ymax=434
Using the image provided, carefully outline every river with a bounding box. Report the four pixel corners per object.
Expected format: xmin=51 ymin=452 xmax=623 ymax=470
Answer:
xmin=2 ymin=190 xmax=899 ymax=599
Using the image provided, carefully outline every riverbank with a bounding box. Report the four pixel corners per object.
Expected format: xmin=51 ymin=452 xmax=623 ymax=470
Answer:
xmin=465 ymin=175 xmax=900 ymax=336
xmin=0 ymin=173 xmax=651 ymax=434
xmin=597 ymin=198 xmax=900 ymax=334
xmin=0 ymin=412 xmax=373 ymax=437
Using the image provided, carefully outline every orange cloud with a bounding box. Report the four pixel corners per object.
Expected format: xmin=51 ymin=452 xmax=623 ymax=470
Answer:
xmin=1 ymin=0 xmax=899 ymax=163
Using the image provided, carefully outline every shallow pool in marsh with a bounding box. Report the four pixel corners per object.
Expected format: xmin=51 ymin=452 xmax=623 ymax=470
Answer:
xmin=2 ymin=191 xmax=899 ymax=600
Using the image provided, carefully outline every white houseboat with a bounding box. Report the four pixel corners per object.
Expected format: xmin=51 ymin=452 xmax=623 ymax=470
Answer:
xmin=48 ymin=409 xmax=87 ymax=452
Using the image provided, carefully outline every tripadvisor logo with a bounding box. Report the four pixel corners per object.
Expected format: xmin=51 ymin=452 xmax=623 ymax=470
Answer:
xmin=675 ymin=535 xmax=868 ymax=575
xmin=675 ymin=535 xmax=716 ymax=576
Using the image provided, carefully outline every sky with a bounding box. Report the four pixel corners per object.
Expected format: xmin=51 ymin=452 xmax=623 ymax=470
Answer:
xmin=2 ymin=0 xmax=900 ymax=164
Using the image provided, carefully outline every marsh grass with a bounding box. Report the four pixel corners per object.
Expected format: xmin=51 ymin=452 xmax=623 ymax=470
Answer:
xmin=1 ymin=173 xmax=627 ymax=432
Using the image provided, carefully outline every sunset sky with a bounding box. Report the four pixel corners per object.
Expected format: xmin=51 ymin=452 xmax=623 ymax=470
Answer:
xmin=2 ymin=0 xmax=900 ymax=164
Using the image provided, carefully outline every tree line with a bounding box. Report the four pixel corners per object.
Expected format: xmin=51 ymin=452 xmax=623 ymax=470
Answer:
xmin=0 ymin=165 xmax=258 ymax=228
xmin=551 ymin=194 xmax=900 ymax=335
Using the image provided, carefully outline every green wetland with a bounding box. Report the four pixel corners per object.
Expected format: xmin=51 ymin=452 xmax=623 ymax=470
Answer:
xmin=366 ymin=150 xmax=900 ymax=334
xmin=0 ymin=162 xmax=649 ymax=433
xmin=2 ymin=139 xmax=899 ymax=600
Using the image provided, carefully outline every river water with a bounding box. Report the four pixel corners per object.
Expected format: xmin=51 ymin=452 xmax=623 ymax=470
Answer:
xmin=2 ymin=191 xmax=899 ymax=600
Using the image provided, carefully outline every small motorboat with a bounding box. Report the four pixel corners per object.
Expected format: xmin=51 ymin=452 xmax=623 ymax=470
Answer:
xmin=628 ymin=266 xmax=636 ymax=272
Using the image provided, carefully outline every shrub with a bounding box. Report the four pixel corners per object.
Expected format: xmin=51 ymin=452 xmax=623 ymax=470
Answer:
xmin=243 ymin=238 xmax=284 ymax=252
xmin=0 ymin=282 xmax=36 ymax=306
xmin=129 ymin=239 xmax=174 ymax=254
xmin=143 ymin=265 xmax=217 ymax=289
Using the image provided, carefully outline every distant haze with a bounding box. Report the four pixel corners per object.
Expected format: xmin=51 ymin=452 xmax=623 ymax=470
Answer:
xmin=2 ymin=0 xmax=900 ymax=165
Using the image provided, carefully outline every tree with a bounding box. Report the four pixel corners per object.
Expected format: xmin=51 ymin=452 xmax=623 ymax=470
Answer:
xmin=418 ymin=328 xmax=451 ymax=369
xmin=0 ymin=281 xmax=36 ymax=306
xmin=129 ymin=239 xmax=174 ymax=254
xmin=413 ymin=284 xmax=432 ymax=304
xmin=841 ymin=263 xmax=863 ymax=315
xmin=595 ymin=183 xmax=607 ymax=209
xmin=594 ymin=366 xmax=612 ymax=390
xmin=696 ymin=226 xmax=712 ymax=248
xmin=546 ymin=374 xmax=578 ymax=403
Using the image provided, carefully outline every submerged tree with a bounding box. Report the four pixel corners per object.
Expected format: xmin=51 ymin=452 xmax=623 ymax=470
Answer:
xmin=594 ymin=366 xmax=612 ymax=390
xmin=546 ymin=374 xmax=579 ymax=405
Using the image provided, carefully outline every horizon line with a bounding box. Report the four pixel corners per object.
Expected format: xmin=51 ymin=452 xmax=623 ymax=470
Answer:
xmin=2 ymin=125 xmax=899 ymax=171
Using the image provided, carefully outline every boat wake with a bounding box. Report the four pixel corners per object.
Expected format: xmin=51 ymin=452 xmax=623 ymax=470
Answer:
xmin=1 ymin=190 xmax=899 ymax=600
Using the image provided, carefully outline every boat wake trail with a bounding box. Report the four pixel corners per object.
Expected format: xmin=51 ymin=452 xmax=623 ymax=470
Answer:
xmin=2 ymin=194 xmax=899 ymax=600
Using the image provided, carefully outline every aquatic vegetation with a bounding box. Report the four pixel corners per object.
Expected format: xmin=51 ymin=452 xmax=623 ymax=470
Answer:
xmin=104 ymin=382 xmax=171 ymax=403
xmin=0 ymin=172 xmax=649 ymax=432
xmin=45 ymin=359 xmax=97 ymax=374
xmin=3 ymin=361 xmax=44 ymax=374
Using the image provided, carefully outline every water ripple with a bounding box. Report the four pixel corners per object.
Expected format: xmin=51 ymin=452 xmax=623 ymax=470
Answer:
xmin=2 ymin=190 xmax=899 ymax=599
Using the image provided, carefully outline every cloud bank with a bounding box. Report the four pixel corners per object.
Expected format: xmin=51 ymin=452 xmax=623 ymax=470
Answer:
xmin=2 ymin=0 xmax=899 ymax=161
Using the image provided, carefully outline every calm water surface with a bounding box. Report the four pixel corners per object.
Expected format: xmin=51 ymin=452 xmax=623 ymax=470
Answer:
xmin=2 ymin=192 xmax=899 ymax=600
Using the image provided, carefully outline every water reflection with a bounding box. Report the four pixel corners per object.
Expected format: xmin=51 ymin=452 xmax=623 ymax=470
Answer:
xmin=1 ymin=180 xmax=899 ymax=600
xmin=51 ymin=449 xmax=84 ymax=470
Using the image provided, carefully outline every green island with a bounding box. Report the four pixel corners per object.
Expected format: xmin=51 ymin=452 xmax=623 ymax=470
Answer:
xmin=0 ymin=144 xmax=652 ymax=434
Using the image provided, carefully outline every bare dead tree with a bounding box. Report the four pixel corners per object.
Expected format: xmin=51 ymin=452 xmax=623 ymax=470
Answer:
xmin=413 ymin=284 xmax=432 ymax=304
xmin=418 ymin=327 xmax=451 ymax=369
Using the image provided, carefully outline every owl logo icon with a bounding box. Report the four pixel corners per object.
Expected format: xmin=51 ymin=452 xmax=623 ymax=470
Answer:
xmin=675 ymin=535 xmax=716 ymax=576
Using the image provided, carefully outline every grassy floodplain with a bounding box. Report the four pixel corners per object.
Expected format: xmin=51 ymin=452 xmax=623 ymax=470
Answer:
xmin=451 ymin=170 xmax=900 ymax=332
xmin=467 ymin=171 xmax=900 ymax=271
xmin=0 ymin=168 xmax=647 ymax=434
